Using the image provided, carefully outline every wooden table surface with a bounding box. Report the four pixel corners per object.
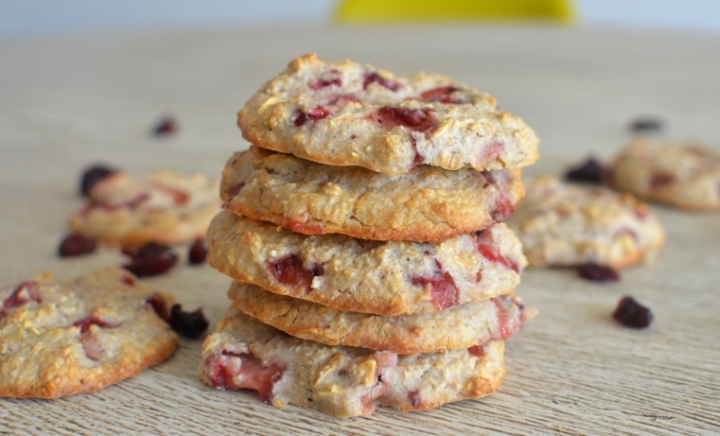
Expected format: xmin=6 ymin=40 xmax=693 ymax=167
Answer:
xmin=1 ymin=24 xmax=719 ymax=435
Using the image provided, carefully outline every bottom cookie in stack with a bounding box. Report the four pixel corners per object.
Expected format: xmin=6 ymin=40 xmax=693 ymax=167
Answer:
xmin=199 ymin=307 xmax=506 ymax=418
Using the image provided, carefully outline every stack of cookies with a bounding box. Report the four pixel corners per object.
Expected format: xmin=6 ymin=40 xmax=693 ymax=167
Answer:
xmin=199 ymin=54 xmax=540 ymax=418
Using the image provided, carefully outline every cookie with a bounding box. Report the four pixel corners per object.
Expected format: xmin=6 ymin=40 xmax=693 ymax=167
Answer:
xmin=227 ymin=281 xmax=527 ymax=354
xmin=508 ymin=175 xmax=665 ymax=269
xmin=608 ymin=138 xmax=720 ymax=210
xmin=70 ymin=170 xmax=220 ymax=246
xmin=0 ymin=268 xmax=178 ymax=399
xmin=220 ymin=147 xmax=524 ymax=242
xmin=207 ymin=211 xmax=526 ymax=316
xmin=238 ymin=53 xmax=539 ymax=175
xmin=199 ymin=307 xmax=505 ymax=418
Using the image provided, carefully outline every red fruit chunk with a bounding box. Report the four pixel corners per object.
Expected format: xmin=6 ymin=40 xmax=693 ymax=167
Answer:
xmin=146 ymin=293 xmax=170 ymax=321
xmin=650 ymin=172 xmax=674 ymax=189
xmin=58 ymin=233 xmax=97 ymax=257
xmin=467 ymin=345 xmax=485 ymax=357
xmin=489 ymin=194 xmax=515 ymax=223
xmin=420 ymin=86 xmax=462 ymax=103
xmin=153 ymin=116 xmax=177 ymax=136
xmin=407 ymin=390 xmax=422 ymax=408
xmin=310 ymin=78 xmax=342 ymax=90
xmin=373 ymin=107 xmax=437 ymax=133
xmin=284 ymin=220 xmax=323 ymax=235
xmin=169 ymin=304 xmax=209 ymax=338
xmin=73 ymin=316 xmax=113 ymax=334
xmin=155 ymin=184 xmax=189 ymax=206
xmin=2 ymin=281 xmax=41 ymax=311
xmin=293 ymin=106 xmax=330 ymax=126
xmin=411 ymin=260 xmax=458 ymax=310
xmin=80 ymin=165 xmax=117 ymax=196
xmin=477 ymin=141 xmax=505 ymax=166
xmin=613 ymin=296 xmax=653 ymax=328
xmin=565 ymin=157 xmax=604 ymax=184
xmin=267 ymin=254 xmax=323 ymax=290
xmin=120 ymin=274 xmax=137 ymax=287
xmin=363 ymin=72 xmax=401 ymax=91
xmin=208 ymin=351 xmax=284 ymax=402
xmin=477 ymin=243 xmax=519 ymax=273
xmin=122 ymin=243 xmax=178 ymax=277
xmin=578 ymin=263 xmax=620 ymax=282
xmin=188 ymin=239 xmax=208 ymax=265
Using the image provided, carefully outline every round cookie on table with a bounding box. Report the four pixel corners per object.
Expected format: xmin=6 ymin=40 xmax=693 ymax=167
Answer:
xmin=70 ymin=170 xmax=220 ymax=247
xmin=227 ymin=281 xmax=528 ymax=355
xmin=206 ymin=211 xmax=526 ymax=316
xmin=221 ymin=147 xmax=525 ymax=242
xmin=508 ymin=175 xmax=665 ymax=270
xmin=0 ymin=268 xmax=178 ymax=399
xmin=199 ymin=307 xmax=506 ymax=418
xmin=607 ymin=138 xmax=720 ymax=210
xmin=238 ymin=53 xmax=539 ymax=175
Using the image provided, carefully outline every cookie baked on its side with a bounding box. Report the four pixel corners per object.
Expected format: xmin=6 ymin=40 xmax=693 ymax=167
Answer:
xmin=70 ymin=170 xmax=220 ymax=246
xmin=0 ymin=268 xmax=178 ymax=399
xmin=508 ymin=175 xmax=665 ymax=269
xmin=228 ymin=281 xmax=527 ymax=354
xmin=207 ymin=211 xmax=527 ymax=316
xmin=607 ymin=138 xmax=720 ymax=210
xmin=220 ymin=147 xmax=524 ymax=242
xmin=199 ymin=308 xmax=506 ymax=418
xmin=238 ymin=53 xmax=539 ymax=175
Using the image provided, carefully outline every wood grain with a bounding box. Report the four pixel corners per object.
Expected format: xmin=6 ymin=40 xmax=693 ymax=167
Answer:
xmin=1 ymin=25 xmax=719 ymax=435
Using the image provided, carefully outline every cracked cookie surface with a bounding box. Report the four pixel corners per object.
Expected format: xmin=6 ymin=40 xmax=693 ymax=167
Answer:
xmin=238 ymin=53 xmax=539 ymax=175
xmin=0 ymin=268 xmax=178 ymax=399
xmin=199 ymin=307 xmax=505 ymax=418
xmin=221 ymin=147 xmax=524 ymax=242
xmin=508 ymin=175 xmax=665 ymax=269
xmin=608 ymin=138 xmax=720 ymax=210
xmin=70 ymin=170 xmax=220 ymax=246
xmin=207 ymin=211 xmax=526 ymax=316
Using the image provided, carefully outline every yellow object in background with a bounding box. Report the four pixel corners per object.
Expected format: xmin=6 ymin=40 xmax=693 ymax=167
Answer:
xmin=335 ymin=0 xmax=575 ymax=24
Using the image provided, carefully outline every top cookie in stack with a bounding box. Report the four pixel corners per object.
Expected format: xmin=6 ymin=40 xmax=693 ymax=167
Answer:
xmin=200 ymin=54 xmax=540 ymax=418
xmin=239 ymin=53 xmax=538 ymax=177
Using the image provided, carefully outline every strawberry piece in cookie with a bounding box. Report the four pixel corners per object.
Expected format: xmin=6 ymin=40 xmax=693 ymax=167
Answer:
xmin=0 ymin=268 xmax=178 ymax=399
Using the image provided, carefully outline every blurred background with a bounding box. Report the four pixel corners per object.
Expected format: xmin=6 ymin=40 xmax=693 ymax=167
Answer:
xmin=2 ymin=0 xmax=720 ymax=38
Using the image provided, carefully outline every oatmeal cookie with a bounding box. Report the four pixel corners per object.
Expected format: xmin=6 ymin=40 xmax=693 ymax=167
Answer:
xmin=207 ymin=211 xmax=526 ymax=316
xmin=238 ymin=53 xmax=539 ymax=175
xmin=70 ymin=170 xmax=220 ymax=246
xmin=508 ymin=175 xmax=665 ymax=269
xmin=199 ymin=307 xmax=506 ymax=418
xmin=220 ymin=147 xmax=524 ymax=241
xmin=0 ymin=268 xmax=178 ymax=399
xmin=227 ymin=281 xmax=527 ymax=354
xmin=608 ymin=138 xmax=720 ymax=210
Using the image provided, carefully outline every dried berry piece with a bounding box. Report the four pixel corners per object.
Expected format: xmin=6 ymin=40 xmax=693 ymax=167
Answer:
xmin=153 ymin=116 xmax=177 ymax=136
xmin=565 ymin=157 xmax=604 ymax=184
xmin=122 ymin=243 xmax=177 ymax=277
xmin=58 ymin=233 xmax=97 ymax=257
xmin=188 ymin=239 xmax=208 ymax=265
xmin=577 ymin=263 xmax=620 ymax=282
xmin=363 ymin=72 xmax=401 ymax=91
xmin=169 ymin=304 xmax=209 ymax=338
xmin=630 ymin=117 xmax=663 ymax=133
xmin=613 ymin=296 xmax=653 ymax=328
xmin=80 ymin=165 xmax=116 ymax=196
